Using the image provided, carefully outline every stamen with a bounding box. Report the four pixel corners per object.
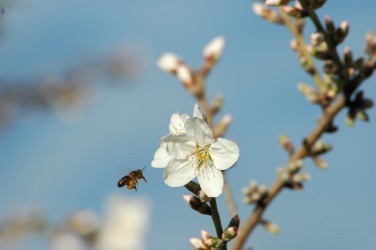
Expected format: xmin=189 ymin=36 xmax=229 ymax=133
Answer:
xmin=190 ymin=145 xmax=212 ymax=171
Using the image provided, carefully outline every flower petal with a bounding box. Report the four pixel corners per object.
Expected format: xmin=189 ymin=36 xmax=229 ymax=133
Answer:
xmin=193 ymin=103 xmax=205 ymax=120
xmin=185 ymin=118 xmax=214 ymax=147
xmin=162 ymin=134 xmax=196 ymax=159
xmin=151 ymin=146 xmax=171 ymax=168
xmin=210 ymin=138 xmax=239 ymax=170
xmin=197 ymin=164 xmax=224 ymax=197
xmin=164 ymin=158 xmax=196 ymax=187
xmin=169 ymin=113 xmax=189 ymax=135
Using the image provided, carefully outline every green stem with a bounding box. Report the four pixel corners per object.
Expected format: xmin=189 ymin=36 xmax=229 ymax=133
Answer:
xmin=210 ymin=198 xmax=226 ymax=249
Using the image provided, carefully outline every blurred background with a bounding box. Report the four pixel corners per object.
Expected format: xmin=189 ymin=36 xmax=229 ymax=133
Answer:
xmin=0 ymin=0 xmax=375 ymax=249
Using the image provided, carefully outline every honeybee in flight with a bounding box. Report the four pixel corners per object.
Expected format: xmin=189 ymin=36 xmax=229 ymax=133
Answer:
xmin=117 ymin=167 xmax=147 ymax=191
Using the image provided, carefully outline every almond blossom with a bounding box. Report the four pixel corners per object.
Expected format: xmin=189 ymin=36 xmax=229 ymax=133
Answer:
xmin=151 ymin=104 xmax=239 ymax=197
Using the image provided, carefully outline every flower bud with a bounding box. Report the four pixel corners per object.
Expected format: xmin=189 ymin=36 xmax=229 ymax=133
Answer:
xmin=310 ymin=32 xmax=324 ymax=46
xmin=222 ymin=227 xmax=238 ymax=242
xmin=336 ymin=20 xmax=349 ymax=45
xmin=292 ymin=173 xmax=311 ymax=183
xmin=213 ymin=114 xmax=232 ymax=138
xmin=201 ymin=230 xmax=213 ymax=241
xmin=279 ymin=134 xmax=295 ymax=155
xmin=157 ymin=53 xmax=182 ymax=74
xmin=280 ymin=5 xmax=308 ymax=18
xmin=290 ymin=39 xmax=299 ymax=52
xmin=343 ymin=46 xmax=353 ymax=65
xmin=312 ymin=141 xmax=332 ymax=155
xmin=203 ymin=36 xmax=225 ymax=64
xmin=287 ymin=159 xmax=303 ymax=172
xmin=297 ymin=83 xmax=319 ymax=103
xmin=265 ymin=0 xmax=290 ymax=6
xmin=261 ymin=220 xmax=280 ymax=235
xmin=177 ymin=65 xmax=195 ymax=87
xmin=210 ymin=93 xmax=224 ymax=115
xmin=312 ymin=156 xmax=329 ymax=170
xmin=189 ymin=238 xmax=208 ymax=250
xmin=310 ymin=0 xmax=327 ymax=9
xmin=183 ymin=195 xmax=212 ymax=215
xmin=204 ymin=237 xmax=224 ymax=248
xmin=323 ymin=60 xmax=338 ymax=74
xmin=252 ymin=3 xmax=284 ymax=25
xmin=325 ymin=15 xmax=336 ymax=34
xmin=227 ymin=214 xmax=240 ymax=229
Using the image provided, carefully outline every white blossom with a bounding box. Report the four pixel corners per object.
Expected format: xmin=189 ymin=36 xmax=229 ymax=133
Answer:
xmin=97 ymin=195 xmax=150 ymax=250
xmin=151 ymin=104 xmax=239 ymax=197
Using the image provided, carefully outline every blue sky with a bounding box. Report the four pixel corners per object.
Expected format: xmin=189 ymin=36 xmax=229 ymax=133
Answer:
xmin=0 ymin=0 xmax=376 ymax=249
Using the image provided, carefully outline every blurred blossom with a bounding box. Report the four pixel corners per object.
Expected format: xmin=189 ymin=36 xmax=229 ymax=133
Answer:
xmin=52 ymin=231 xmax=88 ymax=250
xmin=66 ymin=210 xmax=101 ymax=238
xmin=97 ymin=195 xmax=150 ymax=250
xmin=0 ymin=42 xmax=147 ymax=131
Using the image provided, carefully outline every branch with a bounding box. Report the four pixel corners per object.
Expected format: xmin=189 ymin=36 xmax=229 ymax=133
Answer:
xmin=231 ymin=95 xmax=346 ymax=250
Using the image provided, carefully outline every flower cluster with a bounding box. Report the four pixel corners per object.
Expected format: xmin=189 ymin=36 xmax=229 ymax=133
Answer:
xmin=151 ymin=104 xmax=239 ymax=197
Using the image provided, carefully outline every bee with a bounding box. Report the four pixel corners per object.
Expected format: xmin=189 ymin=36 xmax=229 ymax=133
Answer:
xmin=117 ymin=167 xmax=147 ymax=191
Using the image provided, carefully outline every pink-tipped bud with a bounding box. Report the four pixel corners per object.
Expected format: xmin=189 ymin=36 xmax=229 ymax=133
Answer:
xmin=203 ymin=36 xmax=225 ymax=63
xmin=157 ymin=53 xmax=181 ymax=73
xmin=177 ymin=65 xmax=194 ymax=87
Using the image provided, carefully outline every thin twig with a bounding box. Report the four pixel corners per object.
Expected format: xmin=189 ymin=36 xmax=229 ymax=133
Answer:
xmin=279 ymin=9 xmax=325 ymax=93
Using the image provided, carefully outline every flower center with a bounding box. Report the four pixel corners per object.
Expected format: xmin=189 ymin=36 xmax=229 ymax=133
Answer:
xmin=194 ymin=145 xmax=211 ymax=169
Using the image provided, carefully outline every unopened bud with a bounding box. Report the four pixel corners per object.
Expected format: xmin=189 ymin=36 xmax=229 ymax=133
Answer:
xmin=211 ymin=93 xmax=224 ymax=115
xmin=292 ymin=173 xmax=311 ymax=183
xmin=290 ymin=39 xmax=299 ymax=52
xmin=344 ymin=46 xmax=353 ymax=65
xmin=312 ymin=156 xmax=329 ymax=170
xmin=279 ymin=134 xmax=295 ymax=155
xmin=203 ymin=36 xmax=225 ymax=63
xmin=157 ymin=53 xmax=182 ymax=74
xmin=201 ymin=230 xmax=213 ymax=241
xmin=310 ymin=32 xmax=324 ymax=46
xmin=227 ymin=214 xmax=240 ymax=229
xmin=336 ymin=20 xmax=349 ymax=45
xmin=310 ymin=0 xmax=327 ymax=9
xmin=177 ymin=65 xmax=194 ymax=87
xmin=297 ymin=83 xmax=319 ymax=103
xmin=280 ymin=5 xmax=308 ymax=18
xmin=279 ymin=171 xmax=290 ymax=182
xmin=204 ymin=237 xmax=224 ymax=248
xmin=252 ymin=3 xmax=284 ymax=25
xmin=213 ymin=114 xmax=232 ymax=138
xmin=287 ymin=159 xmax=303 ymax=172
xmin=323 ymin=60 xmax=338 ymax=74
xmin=190 ymin=238 xmax=208 ymax=250
xmin=183 ymin=195 xmax=212 ymax=215
xmin=261 ymin=220 xmax=280 ymax=235
xmin=265 ymin=0 xmax=290 ymax=6
xmin=312 ymin=141 xmax=332 ymax=155
xmin=222 ymin=227 xmax=238 ymax=242
xmin=198 ymin=190 xmax=212 ymax=202
xmin=325 ymin=15 xmax=336 ymax=34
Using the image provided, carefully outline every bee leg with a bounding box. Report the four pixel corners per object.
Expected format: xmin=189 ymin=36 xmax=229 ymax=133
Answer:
xmin=134 ymin=185 xmax=138 ymax=192
xmin=142 ymin=177 xmax=147 ymax=183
